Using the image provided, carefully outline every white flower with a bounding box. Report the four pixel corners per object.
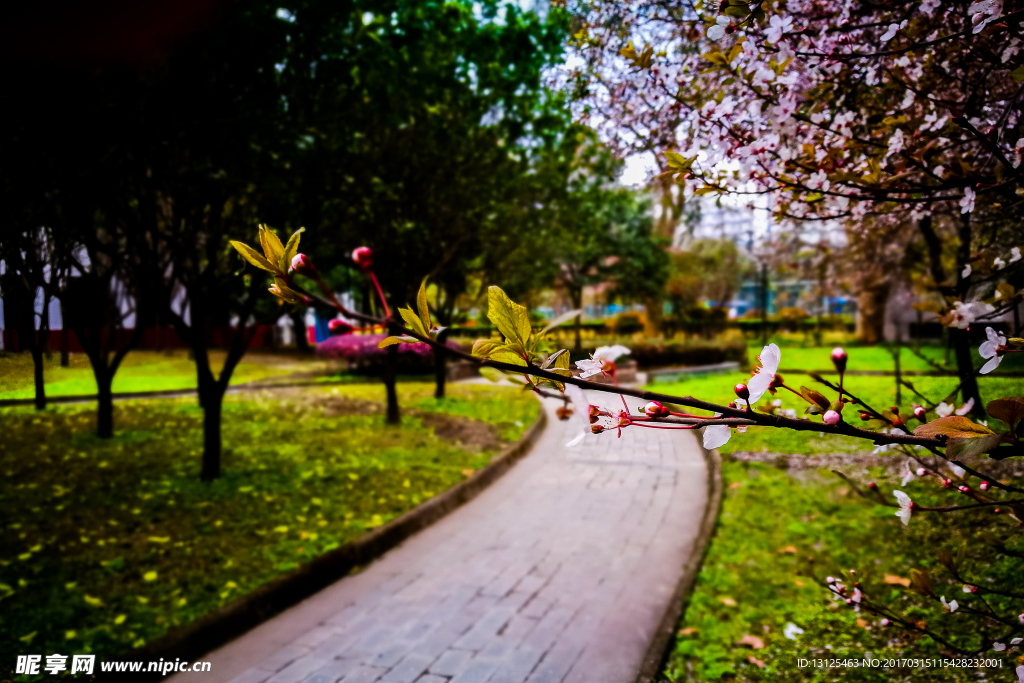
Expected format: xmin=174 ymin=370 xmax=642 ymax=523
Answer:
xmin=921 ymin=0 xmax=941 ymax=13
xmin=979 ymin=327 xmax=1007 ymax=374
xmin=900 ymin=465 xmax=915 ymax=486
xmin=747 ymin=343 xmax=781 ymax=404
xmin=894 ymin=490 xmax=913 ymax=525
xmin=766 ymin=14 xmax=794 ymax=43
xmin=993 ymin=642 xmax=1007 ymax=652
xmin=994 ymin=256 xmax=1007 ymax=270
xmin=962 ymin=264 xmax=972 ymax=279
xmin=593 ymin=345 xmax=631 ymax=363
xmin=772 ymin=399 xmax=782 ymax=407
xmin=1011 ymin=637 xmax=1022 ymax=645
xmin=956 ymin=397 xmax=975 ymax=416
xmin=880 ymin=20 xmax=907 ymax=41
xmin=935 ymin=402 xmax=955 ymax=418
xmin=852 ymin=587 xmax=862 ymax=604
xmin=809 ymin=169 xmax=830 ymax=192
xmin=575 ymin=358 xmax=605 ymax=379
xmin=886 ymin=129 xmax=904 ymax=157
xmin=960 ymin=187 xmax=976 ymax=214
xmin=1016 ymin=664 xmax=1024 ymax=683
xmin=778 ymin=408 xmax=797 ymax=418
xmin=703 ymin=424 xmax=732 ymax=450
xmin=707 ymin=16 xmax=730 ymax=41
xmin=947 ymin=463 xmax=966 ymax=478
xmin=949 ymin=300 xmax=995 ymax=329
xmin=783 ymin=622 xmax=804 ymax=640
xmin=1011 ymin=246 xmax=1022 ymax=263
xmin=941 ymin=596 xmax=959 ymax=612
xmin=751 ymin=67 xmax=776 ymax=88
xmin=968 ymin=0 xmax=1003 ymax=33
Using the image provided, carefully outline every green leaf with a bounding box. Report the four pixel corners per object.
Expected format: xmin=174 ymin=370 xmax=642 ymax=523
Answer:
xmin=259 ymin=226 xmax=285 ymax=267
xmin=1012 ymin=64 xmax=1024 ymax=82
xmin=282 ymin=228 xmax=304 ymax=269
xmin=471 ymin=339 xmax=507 ymax=358
xmin=909 ymin=568 xmax=933 ymax=596
xmin=541 ymin=348 xmax=569 ymax=369
xmin=540 ymin=309 xmax=583 ymax=336
xmin=913 ymin=416 xmax=994 ymax=439
xmin=398 ymin=307 xmax=427 ymax=336
xmin=479 ymin=367 xmax=505 ymax=383
xmin=230 ymin=241 xmax=277 ymax=273
xmin=416 ymin=278 xmax=431 ymax=334
xmin=799 ymin=386 xmax=831 ymax=411
xmin=378 ymin=336 xmax=419 ymax=348
xmin=486 ymin=286 xmax=531 ymax=355
xmin=946 ymin=433 xmax=1005 ymax=458
xmin=270 ymin=278 xmax=305 ymax=304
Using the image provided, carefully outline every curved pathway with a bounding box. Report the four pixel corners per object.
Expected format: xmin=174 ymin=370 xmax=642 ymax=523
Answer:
xmin=175 ymin=393 xmax=708 ymax=683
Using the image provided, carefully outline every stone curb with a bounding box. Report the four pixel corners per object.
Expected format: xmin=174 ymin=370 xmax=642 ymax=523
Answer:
xmin=634 ymin=428 xmax=724 ymax=683
xmin=91 ymin=404 xmax=547 ymax=683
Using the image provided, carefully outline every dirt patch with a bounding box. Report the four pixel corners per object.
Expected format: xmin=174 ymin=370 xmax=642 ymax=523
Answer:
xmin=413 ymin=411 xmax=503 ymax=453
xmin=312 ymin=394 xmax=384 ymax=417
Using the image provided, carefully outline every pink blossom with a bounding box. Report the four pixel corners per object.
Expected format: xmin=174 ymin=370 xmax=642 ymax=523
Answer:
xmin=979 ymin=327 xmax=1006 ymax=374
xmin=955 ymin=398 xmax=975 ymax=416
xmin=880 ymin=20 xmax=907 ymax=41
xmin=747 ymin=343 xmax=781 ymax=404
xmin=765 ymin=14 xmax=793 ymax=43
xmin=893 ymin=490 xmax=913 ymax=525
xmin=960 ymin=187 xmax=975 ymax=214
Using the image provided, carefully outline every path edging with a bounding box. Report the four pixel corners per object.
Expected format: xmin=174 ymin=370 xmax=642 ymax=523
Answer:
xmin=95 ymin=405 xmax=547 ymax=683
xmin=634 ymin=429 xmax=724 ymax=683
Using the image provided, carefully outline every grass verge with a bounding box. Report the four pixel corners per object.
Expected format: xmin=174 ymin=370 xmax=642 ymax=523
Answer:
xmin=0 ymin=382 xmax=537 ymax=670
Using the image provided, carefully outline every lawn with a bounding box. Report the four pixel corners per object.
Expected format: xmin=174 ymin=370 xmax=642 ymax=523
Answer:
xmin=0 ymin=350 xmax=336 ymax=400
xmin=0 ymin=381 xmax=539 ymax=671
xmin=663 ymin=458 xmax=1024 ymax=682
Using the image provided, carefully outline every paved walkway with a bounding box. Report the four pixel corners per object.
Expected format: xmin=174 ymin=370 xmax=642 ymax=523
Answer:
xmin=174 ymin=394 xmax=708 ymax=683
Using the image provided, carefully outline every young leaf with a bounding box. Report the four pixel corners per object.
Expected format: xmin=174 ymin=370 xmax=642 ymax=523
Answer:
xmin=259 ymin=226 xmax=286 ymax=267
xmin=541 ymin=348 xmax=569 ymax=369
xmin=270 ymin=277 xmax=304 ymax=304
xmin=540 ymin=309 xmax=583 ymax=337
xmin=398 ymin=307 xmax=427 ymax=337
xmin=799 ymin=386 xmax=831 ymax=411
xmin=230 ymin=241 xmax=277 ymax=273
xmin=416 ymin=279 xmax=431 ymax=334
xmin=378 ymin=335 xmax=419 ymax=348
xmin=909 ymin=568 xmax=933 ymax=596
xmin=487 ymin=286 xmax=531 ymax=355
xmin=479 ymin=367 xmax=505 ymax=383
xmin=282 ymin=228 xmax=304 ymax=269
xmin=913 ymin=416 xmax=995 ymax=439
xmin=472 ymin=339 xmax=507 ymax=358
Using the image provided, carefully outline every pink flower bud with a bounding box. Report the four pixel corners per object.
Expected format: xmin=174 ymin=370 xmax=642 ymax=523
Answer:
xmin=830 ymin=347 xmax=847 ymax=373
xmin=859 ymin=412 xmax=870 ymax=421
xmin=942 ymin=478 xmax=952 ymax=489
xmin=826 ymin=576 xmax=836 ymax=584
xmin=958 ymin=485 xmax=970 ymax=494
xmin=964 ymin=585 xmax=978 ymax=593
xmin=352 ymin=246 xmax=374 ymax=271
xmin=915 ymin=468 xmax=926 ymax=477
xmin=980 ymin=481 xmax=990 ymax=491
xmin=734 ymin=383 xmax=750 ymax=400
xmin=823 ymin=410 xmax=841 ymax=425
xmin=644 ymin=401 xmax=669 ymax=417
xmin=328 ymin=319 xmax=353 ymax=335
xmin=913 ymin=405 xmax=926 ymax=420
xmin=290 ymin=253 xmax=315 ymax=275
xmin=880 ymin=618 xmax=891 ymax=627
xmin=845 ymin=598 xmax=853 ymax=605
xmin=972 ymin=11 xmax=985 ymax=25
xmin=868 ymin=482 xmax=877 ymax=489
xmin=1019 ymin=612 xmax=1024 ymax=624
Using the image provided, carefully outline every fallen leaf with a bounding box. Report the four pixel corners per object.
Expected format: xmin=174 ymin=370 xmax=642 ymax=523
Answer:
xmin=856 ymin=618 xmax=869 ymax=628
xmin=719 ymin=596 xmax=738 ymax=606
xmin=836 ymin=487 xmax=849 ymax=496
xmin=678 ymin=627 xmax=699 ymax=636
xmin=747 ymin=655 xmax=766 ymax=668
xmin=793 ymin=579 xmax=805 ymax=587
xmin=737 ymin=634 xmax=765 ymax=649
xmin=729 ymin=481 xmax=743 ymax=489
xmin=884 ymin=575 xmax=910 ymax=587
xmin=461 ymin=469 xmax=475 ymax=477
xmin=777 ymin=545 xmax=798 ymax=554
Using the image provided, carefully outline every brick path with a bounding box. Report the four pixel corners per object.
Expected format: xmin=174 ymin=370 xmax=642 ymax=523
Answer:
xmin=174 ymin=393 xmax=708 ymax=683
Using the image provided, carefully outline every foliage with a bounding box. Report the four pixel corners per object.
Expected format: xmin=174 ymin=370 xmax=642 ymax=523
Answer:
xmin=665 ymin=459 xmax=1024 ymax=682
xmin=0 ymin=383 xmax=538 ymax=668
xmin=666 ymin=238 xmax=744 ymax=311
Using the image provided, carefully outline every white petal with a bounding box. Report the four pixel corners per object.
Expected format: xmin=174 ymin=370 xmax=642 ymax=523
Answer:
xmin=979 ymin=341 xmax=997 ymax=359
xmin=702 ymin=424 xmax=732 ymax=450
xmin=1010 ymin=637 xmax=1022 ymax=645
xmin=994 ymin=642 xmax=1006 ymax=652
xmin=956 ymin=398 xmax=975 ymax=415
xmin=986 ymin=326 xmax=1001 ymax=344
xmin=565 ymin=432 xmax=586 ymax=448
xmin=759 ymin=343 xmax=782 ymax=374
xmin=979 ymin=356 xmax=1002 ymax=374
xmin=747 ymin=371 xmax=773 ymax=404
xmin=893 ymin=490 xmax=911 ymax=506
xmin=949 ymin=599 xmax=958 ymax=612
xmin=593 ymin=345 xmax=630 ymax=363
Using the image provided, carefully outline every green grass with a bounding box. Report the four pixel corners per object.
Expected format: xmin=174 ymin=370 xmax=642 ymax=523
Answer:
xmin=0 ymin=382 xmax=538 ymax=670
xmin=664 ymin=460 xmax=1024 ymax=682
xmin=0 ymin=351 xmax=334 ymax=400
xmin=747 ymin=340 xmax=1024 ymax=374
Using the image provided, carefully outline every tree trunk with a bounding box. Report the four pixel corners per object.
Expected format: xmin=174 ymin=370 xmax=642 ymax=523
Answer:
xmin=570 ymin=290 xmax=583 ymax=352
xmin=96 ymin=374 xmax=113 ymax=438
xmin=291 ymin=311 xmax=310 ymax=353
xmin=950 ymin=329 xmax=983 ymax=416
xmin=31 ymin=341 xmax=46 ymax=411
xmin=643 ymin=296 xmax=662 ymax=337
xmin=60 ymin=327 xmax=69 ymax=367
xmin=200 ymin=387 xmax=223 ymax=481
xmin=434 ymin=328 xmax=450 ymax=399
xmin=856 ymin=279 xmax=890 ymax=344
xmin=384 ymin=343 xmax=400 ymax=425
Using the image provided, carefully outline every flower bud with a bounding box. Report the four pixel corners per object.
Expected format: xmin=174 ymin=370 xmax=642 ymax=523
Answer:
xmin=915 ymin=468 xmax=926 ymax=477
xmin=290 ymin=253 xmax=315 ymax=275
xmin=979 ymin=481 xmax=990 ymax=491
xmin=644 ymin=401 xmax=669 ymax=417
xmin=963 ymin=585 xmax=978 ymax=593
xmin=823 ymin=410 xmax=841 ymax=425
xmin=770 ymin=373 xmax=785 ymax=388
xmin=1019 ymin=612 xmax=1024 ymax=625
xmin=845 ymin=598 xmax=853 ymax=605
xmin=591 ymin=424 xmax=604 ymax=434
xmin=942 ymin=478 xmax=952 ymax=488
xmin=328 ymin=319 xmax=353 ymax=335
xmin=826 ymin=576 xmax=836 ymax=584
xmin=958 ymin=485 xmax=971 ymax=494
xmin=972 ymin=11 xmax=985 ymax=25
xmin=830 ymin=347 xmax=847 ymax=373
xmin=859 ymin=412 xmax=870 ymax=421
xmin=351 ymin=246 xmax=374 ymax=271
xmin=913 ymin=405 xmax=926 ymax=420
xmin=734 ymin=383 xmax=750 ymax=400
xmin=868 ymin=482 xmax=877 ymax=489
xmin=728 ymin=401 xmax=736 ymax=409
xmin=880 ymin=618 xmax=891 ymax=627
